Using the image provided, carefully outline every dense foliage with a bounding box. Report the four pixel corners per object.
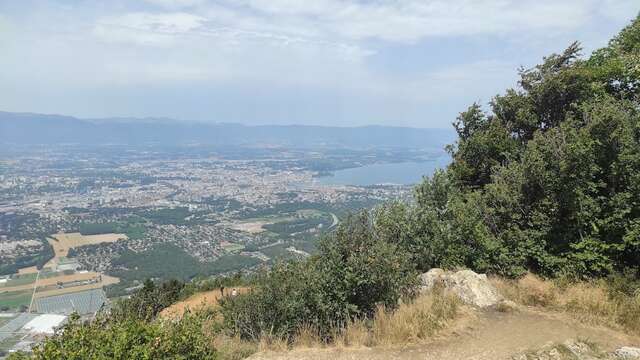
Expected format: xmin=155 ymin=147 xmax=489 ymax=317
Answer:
xmin=376 ymin=16 xmax=640 ymax=278
xmin=8 ymin=313 xmax=217 ymax=360
xmin=110 ymin=279 xmax=185 ymax=322
xmin=220 ymin=211 xmax=418 ymax=340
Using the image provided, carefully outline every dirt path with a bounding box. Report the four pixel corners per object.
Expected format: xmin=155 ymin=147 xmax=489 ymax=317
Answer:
xmin=249 ymin=308 xmax=640 ymax=360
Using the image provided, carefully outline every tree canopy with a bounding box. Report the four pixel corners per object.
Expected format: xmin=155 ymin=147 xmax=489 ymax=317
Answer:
xmin=381 ymin=15 xmax=640 ymax=278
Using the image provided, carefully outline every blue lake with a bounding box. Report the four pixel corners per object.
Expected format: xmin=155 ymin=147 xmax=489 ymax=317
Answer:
xmin=316 ymin=158 xmax=450 ymax=186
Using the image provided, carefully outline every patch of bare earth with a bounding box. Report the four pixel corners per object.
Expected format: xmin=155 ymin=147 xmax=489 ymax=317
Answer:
xmin=249 ymin=308 xmax=639 ymax=360
xmin=160 ymin=287 xmax=250 ymax=319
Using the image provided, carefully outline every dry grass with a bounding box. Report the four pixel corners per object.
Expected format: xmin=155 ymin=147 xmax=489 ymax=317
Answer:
xmin=286 ymin=290 xmax=463 ymax=350
xmin=213 ymin=335 xmax=258 ymax=360
xmin=491 ymin=273 xmax=640 ymax=335
xmin=258 ymin=334 xmax=290 ymax=352
xmin=492 ymin=274 xmax=557 ymax=307
xmin=368 ymin=290 xmax=461 ymax=346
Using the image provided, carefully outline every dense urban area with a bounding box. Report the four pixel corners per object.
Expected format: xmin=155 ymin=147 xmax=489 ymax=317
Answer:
xmin=0 ymin=144 xmax=446 ymax=354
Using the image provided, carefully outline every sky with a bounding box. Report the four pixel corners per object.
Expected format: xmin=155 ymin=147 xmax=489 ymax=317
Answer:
xmin=0 ymin=1 xmax=638 ymax=128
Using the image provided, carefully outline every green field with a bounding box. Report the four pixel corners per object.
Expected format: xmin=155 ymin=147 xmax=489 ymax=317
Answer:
xmin=259 ymin=243 xmax=297 ymax=261
xmin=0 ymin=290 xmax=32 ymax=310
xmin=221 ymin=243 xmax=245 ymax=253
xmin=0 ymin=273 xmax=37 ymax=288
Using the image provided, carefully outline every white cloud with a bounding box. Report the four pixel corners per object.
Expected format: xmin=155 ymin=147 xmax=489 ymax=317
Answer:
xmin=143 ymin=0 xmax=206 ymax=9
xmin=232 ymin=0 xmax=598 ymax=43
xmin=94 ymin=12 xmax=206 ymax=45
xmin=0 ymin=0 xmax=638 ymax=126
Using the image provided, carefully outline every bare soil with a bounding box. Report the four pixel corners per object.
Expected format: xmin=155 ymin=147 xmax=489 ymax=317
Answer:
xmin=160 ymin=287 xmax=250 ymax=319
xmin=249 ymin=308 xmax=640 ymax=360
xmin=47 ymin=232 xmax=127 ymax=259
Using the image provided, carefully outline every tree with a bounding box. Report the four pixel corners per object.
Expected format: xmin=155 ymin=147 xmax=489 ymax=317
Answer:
xmin=381 ymin=14 xmax=640 ymax=279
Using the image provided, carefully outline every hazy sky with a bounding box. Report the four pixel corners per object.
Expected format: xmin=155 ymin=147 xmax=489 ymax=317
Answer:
xmin=0 ymin=1 xmax=638 ymax=128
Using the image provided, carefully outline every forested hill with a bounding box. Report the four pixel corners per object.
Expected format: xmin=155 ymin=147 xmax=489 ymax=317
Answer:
xmin=0 ymin=112 xmax=454 ymax=149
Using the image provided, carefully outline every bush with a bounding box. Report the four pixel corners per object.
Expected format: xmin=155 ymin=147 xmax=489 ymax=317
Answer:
xmin=9 ymin=313 xmax=217 ymax=360
xmin=111 ymin=279 xmax=184 ymax=322
xmin=220 ymin=211 xmax=419 ymax=341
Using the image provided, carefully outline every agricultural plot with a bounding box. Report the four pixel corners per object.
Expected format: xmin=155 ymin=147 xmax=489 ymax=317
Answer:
xmin=33 ymin=273 xmax=119 ymax=299
xmin=229 ymin=220 xmax=272 ymax=233
xmin=0 ymin=271 xmax=118 ymax=294
xmin=0 ymin=290 xmax=32 ymax=311
xmin=47 ymin=232 xmax=127 ymax=260
xmin=0 ymin=273 xmax=38 ymax=288
xmin=34 ymin=289 xmax=106 ymax=315
xmin=33 ymin=283 xmax=104 ymax=299
xmin=221 ymin=242 xmax=245 ymax=253
xmin=17 ymin=266 xmax=39 ymax=275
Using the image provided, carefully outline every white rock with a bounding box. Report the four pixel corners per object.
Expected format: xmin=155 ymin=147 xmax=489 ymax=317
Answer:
xmin=615 ymin=347 xmax=640 ymax=359
xmin=420 ymin=268 xmax=503 ymax=308
xmin=419 ymin=268 xmax=446 ymax=291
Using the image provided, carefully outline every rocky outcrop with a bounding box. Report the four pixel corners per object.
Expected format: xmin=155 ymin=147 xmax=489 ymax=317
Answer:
xmin=511 ymin=340 xmax=602 ymax=359
xmin=615 ymin=347 xmax=640 ymax=359
xmin=512 ymin=342 xmax=640 ymax=359
xmin=420 ymin=268 xmax=504 ymax=308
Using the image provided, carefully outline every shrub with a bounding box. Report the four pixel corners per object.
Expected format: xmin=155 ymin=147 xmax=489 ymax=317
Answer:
xmin=111 ymin=278 xmax=185 ymax=322
xmin=9 ymin=313 xmax=217 ymax=360
xmin=220 ymin=211 xmax=419 ymax=341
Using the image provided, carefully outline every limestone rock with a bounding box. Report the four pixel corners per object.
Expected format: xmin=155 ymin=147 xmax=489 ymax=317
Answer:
xmin=512 ymin=340 xmax=604 ymax=360
xmin=419 ymin=268 xmax=503 ymax=308
xmin=615 ymin=347 xmax=640 ymax=359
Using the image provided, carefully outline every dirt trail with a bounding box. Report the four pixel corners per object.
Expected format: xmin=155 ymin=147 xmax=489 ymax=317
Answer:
xmin=249 ymin=308 xmax=640 ymax=360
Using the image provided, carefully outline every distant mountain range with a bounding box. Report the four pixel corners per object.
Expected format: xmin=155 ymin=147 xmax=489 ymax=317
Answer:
xmin=0 ymin=111 xmax=455 ymax=149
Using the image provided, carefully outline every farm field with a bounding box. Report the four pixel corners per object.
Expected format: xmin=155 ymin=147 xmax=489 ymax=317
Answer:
xmin=0 ymin=270 xmax=119 ymax=311
xmin=229 ymin=220 xmax=271 ymax=233
xmin=47 ymin=232 xmax=127 ymax=259
xmin=0 ymin=271 xmax=118 ymax=293
xmin=17 ymin=266 xmax=39 ymax=275
xmin=0 ymin=273 xmax=38 ymax=288
xmin=221 ymin=241 xmax=245 ymax=253
xmin=1 ymin=272 xmax=100 ymax=293
xmin=159 ymin=287 xmax=249 ymax=319
xmin=0 ymin=290 xmax=32 ymax=310
xmin=34 ymin=282 xmax=103 ymax=299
